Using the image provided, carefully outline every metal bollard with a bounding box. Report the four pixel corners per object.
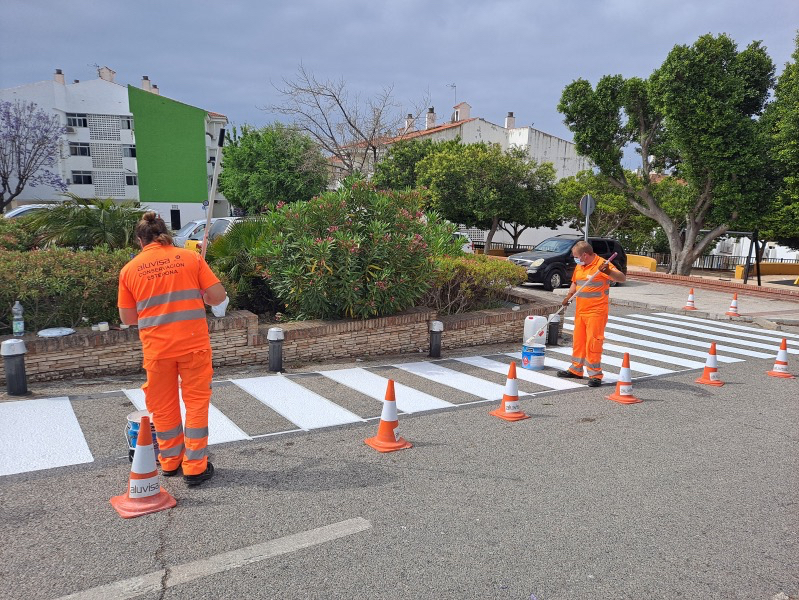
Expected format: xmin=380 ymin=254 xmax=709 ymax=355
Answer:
xmin=429 ymin=320 xmax=443 ymax=358
xmin=2 ymin=338 xmax=29 ymax=396
xmin=268 ymin=327 xmax=284 ymax=372
xmin=547 ymin=313 xmax=560 ymax=346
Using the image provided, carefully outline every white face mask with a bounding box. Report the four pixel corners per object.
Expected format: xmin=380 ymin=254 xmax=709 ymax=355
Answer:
xmin=573 ymin=256 xmax=582 ymax=265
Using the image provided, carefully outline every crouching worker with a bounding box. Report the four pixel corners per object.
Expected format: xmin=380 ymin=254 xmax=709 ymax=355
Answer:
xmin=118 ymin=212 xmax=229 ymax=486
xmin=557 ymin=241 xmax=625 ymax=387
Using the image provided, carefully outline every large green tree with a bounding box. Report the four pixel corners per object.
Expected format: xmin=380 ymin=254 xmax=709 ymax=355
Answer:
xmin=416 ymin=143 xmax=558 ymax=248
xmin=559 ymin=34 xmax=775 ymax=274
xmin=761 ymin=33 xmax=799 ymax=250
xmin=372 ymin=138 xmax=460 ymax=190
xmin=218 ymin=123 xmax=328 ymax=214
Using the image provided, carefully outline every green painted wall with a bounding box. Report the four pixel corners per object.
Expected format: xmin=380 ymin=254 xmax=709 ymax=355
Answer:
xmin=127 ymin=85 xmax=208 ymax=204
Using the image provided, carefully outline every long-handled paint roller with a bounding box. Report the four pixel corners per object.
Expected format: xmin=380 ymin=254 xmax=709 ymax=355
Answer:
xmin=524 ymin=252 xmax=618 ymax=345
xmin=200 ymin=128 xmax=226 ymax=260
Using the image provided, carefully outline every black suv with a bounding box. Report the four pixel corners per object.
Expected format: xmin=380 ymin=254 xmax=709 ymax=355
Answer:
xmin=508 ymin=235 xmax=627 ymax=290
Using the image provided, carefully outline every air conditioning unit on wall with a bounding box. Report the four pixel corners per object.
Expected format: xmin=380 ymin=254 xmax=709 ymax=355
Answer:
xmin=65 ymin=126 xmax=76 ymax=133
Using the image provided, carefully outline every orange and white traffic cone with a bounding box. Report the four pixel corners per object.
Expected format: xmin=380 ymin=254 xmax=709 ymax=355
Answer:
xmin=365 ymin=380 xmax=412 ymax=452
xmin=683 ymin=288 xmax=698 ymax=310
xmin=489 ymin=362 xmax=530 ymax=421
xmin=110 ymin=416 xmax=176 ymax=518
xmin=767 ymin=338 xmax=795 ymax=379
xmin=695 ymin=342 xmax=724 ymax=386
xmin=725 ymin=293 xmax=740 ymax=317
xmin=606 ymin=353 xmax=642 ymax=404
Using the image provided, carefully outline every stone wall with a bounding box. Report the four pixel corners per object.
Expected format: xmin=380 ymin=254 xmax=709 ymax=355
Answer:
xmin=0 ymin=297 xmax=560 ymax=384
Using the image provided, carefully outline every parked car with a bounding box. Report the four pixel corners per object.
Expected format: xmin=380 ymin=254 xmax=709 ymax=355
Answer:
xmin=173 ymin=219 xmax=211 ymax=247
xmin=183 ymin=217 xmax=240 ymax=252
xmin=453 ymin=231 xmax=474 ymax=253
xmin=3 ymin=204 xmax=57 ymax=219
xmin=508 ymin=234 xmax=627 ymax=290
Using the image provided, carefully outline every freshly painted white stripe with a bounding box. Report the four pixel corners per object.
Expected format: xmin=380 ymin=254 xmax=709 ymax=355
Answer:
xmin=123 ymin=389 xmax=250 ymax=444
xmin=608 ymin=315 xmax=793 ymax=355
xmin=394 ymin=361 xmax=528 ymax=400
xmin=573 ymin=325 xmax=743 ymax=364
xmin=658 ymin=312 xmax=799 ymax=341
xmin=232 ymin=376 xmax=364 ymax=430
xmin=639 ymin=313 xmax=799 ymax=350
xmin=562 ymin=323 xmax=708 ymax=368
xmin=0 ymin=397 xmax=93 ymax=477
xmin=506 ymin=352 xmax=620 ymax=383
xmin=547 ymin=344 xmax=673 ymax=375
xmin=321 ymin=368 xmax=454 ymax=413
xmin=55 ymin=517 xmax=372 ymax=600
xmin=454 ymin=355 xmax=583 ymax=390
xmin=593 ymin=318 xmax=773 ymax=358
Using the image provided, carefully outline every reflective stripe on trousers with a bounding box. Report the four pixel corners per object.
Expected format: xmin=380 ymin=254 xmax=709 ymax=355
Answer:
xmin=569 ymin=311 xmax=609 ymax=380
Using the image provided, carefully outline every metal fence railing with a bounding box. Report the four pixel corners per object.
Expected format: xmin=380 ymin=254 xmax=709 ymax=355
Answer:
xmin=635 ymin=252 xmax=799 ymax=271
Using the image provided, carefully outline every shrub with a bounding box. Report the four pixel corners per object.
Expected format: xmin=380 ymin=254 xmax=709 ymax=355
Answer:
xmin=0 ymin=218 xmax=37 ymax=251
xmin=252 ymin=179 xmax=462 ymax=319
xmin=422 ymin=255 xmax=527 ymax=314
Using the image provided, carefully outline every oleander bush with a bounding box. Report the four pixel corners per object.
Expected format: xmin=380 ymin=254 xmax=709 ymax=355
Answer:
xmin=0 ymin=218 xmax=38 ymax=251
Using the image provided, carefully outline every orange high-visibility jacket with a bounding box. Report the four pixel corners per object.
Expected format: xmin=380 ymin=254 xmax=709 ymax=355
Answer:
xmin=571 ymin=254 xmax=618 ymax=315
xmin=118 ymin=242 xmax=220 ymax=360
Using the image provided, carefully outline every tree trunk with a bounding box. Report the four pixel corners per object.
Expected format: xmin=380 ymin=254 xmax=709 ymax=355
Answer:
xmin=483 ymin=217 xmax=500 ymax=251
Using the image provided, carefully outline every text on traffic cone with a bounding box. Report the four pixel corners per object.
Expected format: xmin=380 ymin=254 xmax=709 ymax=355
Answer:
xmin=767 ymin=338 xmax=795 ymax=379
xmin=606 ymin=352 xmax=642 ymax=404
xmin=490 ymin=362 xmax=530 ymax=421
xmin=695 ymin=342 xmax=724 ymax=386
xmin=365 ymin=380 xmax=412 ymax=452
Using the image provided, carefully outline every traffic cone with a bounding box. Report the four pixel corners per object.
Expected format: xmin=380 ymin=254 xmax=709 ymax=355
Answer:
xmin=767 ymin=338 xmax=795 ymax=379
xmin=695 ymin=342 xmax=724 ymax=386
xmin=365 ymin=380 xmax=412 ymax=452
xmin=683 ymin=288 xmax=698 ymax=310
xmin=490 ymin=362 xmax=530 ymax=421
xmin=725 ymin=293 xmax=740 ymax=317
xmin=606 ymin=353 xmax=642 ymax=404
xmin=111 ymin=416 xmax=176 ymax=518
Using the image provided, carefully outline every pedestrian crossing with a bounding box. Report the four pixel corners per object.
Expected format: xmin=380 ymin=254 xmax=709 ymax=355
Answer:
xmin=1 ymin=312 xmax=795 ymax=477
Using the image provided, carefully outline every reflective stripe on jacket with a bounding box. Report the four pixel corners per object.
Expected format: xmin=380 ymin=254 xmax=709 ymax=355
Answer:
xmin=572 ymin=255 xmax=613 ymax=314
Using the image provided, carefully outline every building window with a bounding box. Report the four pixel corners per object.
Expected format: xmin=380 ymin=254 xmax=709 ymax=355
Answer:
xmin=123 ymin=145 xmax=137 ymax=158
xmin=121 ymin=116 xmax=134 ymax=129
xmin=71 ymin=170 xmax=93 ymax=185
xmin=66 ymin=113 xmax=88 ymax=128
xmin=125 ymin=174 xmax=138 ymax=186
xmin=69 ymin=142 xmax=90 ymax=156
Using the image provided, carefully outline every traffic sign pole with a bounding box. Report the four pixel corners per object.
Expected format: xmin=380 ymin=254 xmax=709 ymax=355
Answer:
xmin=579 ymin=194 xmax=596 ymax=242
xmin=200 ymin=128 xmax=225 ymax=259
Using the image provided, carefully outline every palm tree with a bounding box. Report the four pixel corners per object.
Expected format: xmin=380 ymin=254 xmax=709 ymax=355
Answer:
xmin=27 ymin=194 xmax=144 ymax=250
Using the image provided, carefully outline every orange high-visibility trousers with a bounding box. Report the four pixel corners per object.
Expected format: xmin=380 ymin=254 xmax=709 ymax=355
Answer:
xmin=141 ymin=349 xmax=213 ymax=476
xmin=568 ymin=311 xmax=608 ymax=380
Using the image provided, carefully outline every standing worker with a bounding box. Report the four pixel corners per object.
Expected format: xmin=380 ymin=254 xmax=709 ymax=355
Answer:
xmin=118 ymin=212 xmax=229 ymax=486
xmin=557 ymin=241 xmax=625 ymax=387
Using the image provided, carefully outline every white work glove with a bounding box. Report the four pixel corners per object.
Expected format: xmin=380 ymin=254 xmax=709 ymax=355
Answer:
xmin=211 ymin=295 xmax=229 ymax=318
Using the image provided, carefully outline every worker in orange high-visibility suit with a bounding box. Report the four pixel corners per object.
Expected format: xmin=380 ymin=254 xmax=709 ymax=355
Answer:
xmin=118 ymin=212 xmax=229 ymax=486
xmin=557 ymin=241 xmax=626 ymax=388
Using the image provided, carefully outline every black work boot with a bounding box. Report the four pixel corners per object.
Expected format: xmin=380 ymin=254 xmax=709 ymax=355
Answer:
xmin=184 ymin=462 xmax=214 ymax=486
xmin=557 ymin=370 xmax=583 ymax=379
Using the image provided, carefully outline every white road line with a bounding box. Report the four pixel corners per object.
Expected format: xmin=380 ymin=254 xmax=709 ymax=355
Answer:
xmin=453 ymin=355 xmax=583 ymax=390
xmin=505 ymin=352 xmax=620 ymax=383
xmin=395 ymin=361 xmax=528 ymax=400
xmin=232 ymin=376 xmax=364 ymax=430
xmin=123 ymin=390 xmax=251 ymax=444
xmin=321 ymin=368 xmax=454 ymax=413
xmin=55 ymin=517 xmax=372 ymax=600
xmin=0 ymin=397 xmax=93 ymax=476
xmin=594 ymin=318 xmax=773 ymax=358
xmin=609 ymin=315 xmax=792 ymax=355
xmin=548 ymin=341 xmax=674 ymax=375
xmin=658 ymin=312 xmax=799 ymax=341
xmin=640 ymin=313 xmax=799 ymax=349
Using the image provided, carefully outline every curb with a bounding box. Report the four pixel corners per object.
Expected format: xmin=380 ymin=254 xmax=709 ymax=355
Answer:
xmin=627 ymin=271 xmax=799 ymax=301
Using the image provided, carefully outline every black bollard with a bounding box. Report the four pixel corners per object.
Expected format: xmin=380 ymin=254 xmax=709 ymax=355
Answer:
xmin=2 ymin=339 xmax=29 ymax=395
xmin=268 ymin=327 xmax=284 ymax=372
xmin=546 ymin=313 xmax=560 ymax=346
xmin=429 ymin=320 xmax=443 ymax=358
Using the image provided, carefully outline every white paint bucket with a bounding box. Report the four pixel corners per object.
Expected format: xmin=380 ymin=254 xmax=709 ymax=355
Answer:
xmin=521 ymin=344 xmax=545 ymax=371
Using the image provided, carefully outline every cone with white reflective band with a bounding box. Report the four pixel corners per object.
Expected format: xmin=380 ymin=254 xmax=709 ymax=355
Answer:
xmin=695 ymin=342 xmax=724 ymax=386
xmin=767 ymin=338 xmax=795 ymax=379
xmin=606 ymin=352 xmax=642 ymax=404
xmin=683 ymin=288 xmax=698 ymax=310
xmin=490 ymin=362 xmax=530 ymax=421
xmin=111 ymin=416 xmax=176 ymax=518
xmin=365 ymin=379 xmax=412 ymax=452
xmin=725 ymin=293 xmax=740 ymax=317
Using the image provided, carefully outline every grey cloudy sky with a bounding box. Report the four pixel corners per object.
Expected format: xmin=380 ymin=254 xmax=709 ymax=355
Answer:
xmin=1 ymin=0 xmax=796 ymax=145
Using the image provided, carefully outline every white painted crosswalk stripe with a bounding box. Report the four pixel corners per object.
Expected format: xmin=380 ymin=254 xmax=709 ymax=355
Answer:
xmin=549 ymin=338 xmax=674 ymax=375
xmin=233 ymin=376 xmax=365 ymax=430
xmin=320 ymin=368 xmax=454 ymax=413
xmin=395 ymin=361 xmax=527 ymax=400
xmin=453 ymin=355 xmax=583 ymax=390
xmin=505 ymin=352 xmax=620 ymax=383
xmin=658 ymin=312 xmax=799 ymax=342
xmin=123 ymin=389 xmax=251 ymax=445
xmin=0 ymin=397 xmax=93 ymax=476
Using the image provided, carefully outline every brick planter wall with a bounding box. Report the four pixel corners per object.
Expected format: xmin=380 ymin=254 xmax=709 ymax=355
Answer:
xmin=0 ymin=298 xmax=560 ymax=384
